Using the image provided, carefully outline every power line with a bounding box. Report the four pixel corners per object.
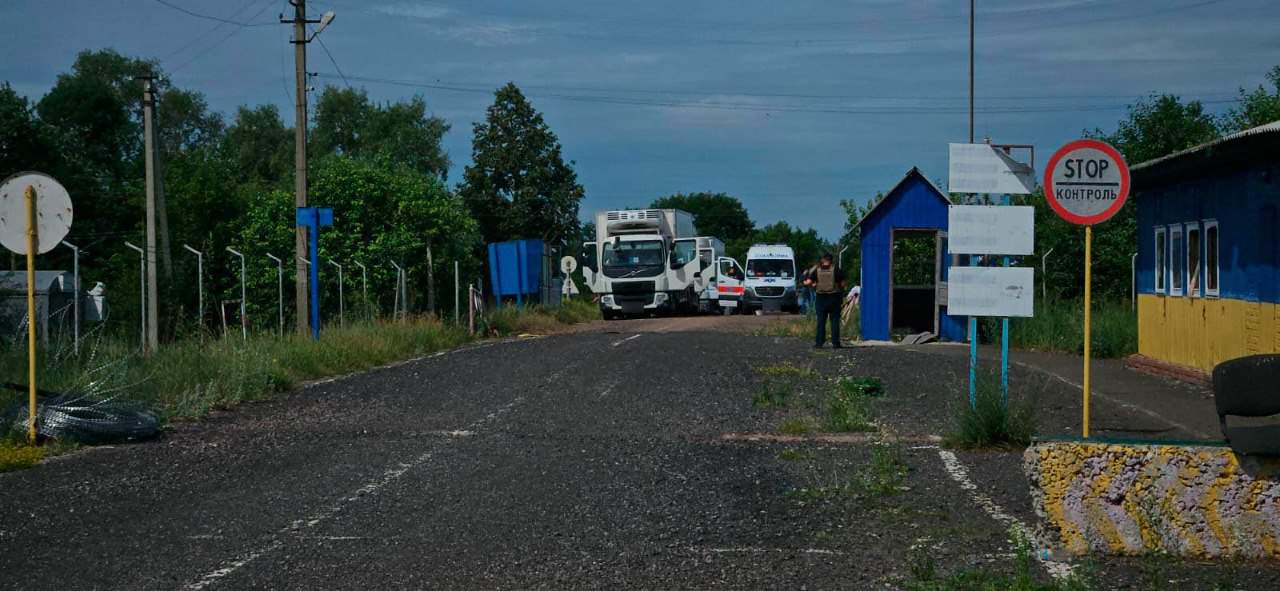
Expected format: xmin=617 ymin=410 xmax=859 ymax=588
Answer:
xmin=151 ymin=0 xmax=276 ymax=27
xmin=313 ymin=72 xmax=1239 ymax=116
xmin=166 ymin=0 xmax=277 ymax=73
xmin=314 ymin=36 xmax=350 ymax=89
xmin=161 ymin=0 xmax=261 ymax=61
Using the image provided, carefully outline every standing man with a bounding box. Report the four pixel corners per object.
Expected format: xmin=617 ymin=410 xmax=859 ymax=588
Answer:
xmin=803 ymin=253 xmax=847 ymax=348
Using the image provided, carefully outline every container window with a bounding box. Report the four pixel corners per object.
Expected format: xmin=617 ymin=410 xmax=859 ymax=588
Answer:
xmin=1204 ymin=220 xmax=1219 ymax=297
xmin=1154 ymin=227 xmax=1166 ymax=293
xmin=1170 ymin=225 xmax=1184 ymax=296
xmin=1186 ymin=223 xmax=1201 ymax=297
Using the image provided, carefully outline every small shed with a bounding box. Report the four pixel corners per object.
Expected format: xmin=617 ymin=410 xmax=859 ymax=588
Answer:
xmin=856 ymin=167 xmax=967 ymax=342
xmin=487 ymin=239 xmax=561 ymax=307
xmin=0 ymin=270 xmax=75 ymax=343
xmin=1132 ymin=121 xmax=1280 ymax=374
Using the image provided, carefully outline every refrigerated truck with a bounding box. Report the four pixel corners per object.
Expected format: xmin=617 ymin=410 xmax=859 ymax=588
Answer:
xmin=581 ymin=209 xmax=705 ymax=319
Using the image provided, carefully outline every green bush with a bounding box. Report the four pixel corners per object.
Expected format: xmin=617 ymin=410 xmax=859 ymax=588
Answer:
xmin=942 ymin=373 xmax=1036 ymax=449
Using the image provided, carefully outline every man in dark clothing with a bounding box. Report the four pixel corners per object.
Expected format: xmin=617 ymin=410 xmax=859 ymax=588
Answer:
xmin=802 ymin=253 xmax=847 ymax=348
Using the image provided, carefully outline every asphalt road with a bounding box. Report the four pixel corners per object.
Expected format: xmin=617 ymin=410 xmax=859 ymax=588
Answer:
xmin=2 ymin=317 xmax=1277 ymax=589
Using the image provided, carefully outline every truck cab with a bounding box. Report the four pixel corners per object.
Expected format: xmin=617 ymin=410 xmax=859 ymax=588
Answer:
xmin=742 ymin=244 xmax=799 ymax=314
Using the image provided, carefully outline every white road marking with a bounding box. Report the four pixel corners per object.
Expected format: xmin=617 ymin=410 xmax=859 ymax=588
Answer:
xmin=611 ymin=333 xmax=642 ymax=347
xmin=936 ymin=449 xmax=1075 ymax=580
xmin=698 ymin=547 xmax=844 ymax=556
xmin=184 ymin=397 xmax=525 ymax=590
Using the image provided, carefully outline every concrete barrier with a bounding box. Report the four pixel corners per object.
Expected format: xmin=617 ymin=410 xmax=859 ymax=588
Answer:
xmin=1024 ymin=440 xmax=1280 ymax=558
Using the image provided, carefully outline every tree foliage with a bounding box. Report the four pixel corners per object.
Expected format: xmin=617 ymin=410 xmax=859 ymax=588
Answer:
xmin=650 ymin=192 xmax=755 ymax=242
xmin=458 ymin=83 xmax=584 ymax=246
xmin=312 ymin=87 xmax=450 ymax=180
xmin=1223 ymin=66 xmax=1280 ymax=133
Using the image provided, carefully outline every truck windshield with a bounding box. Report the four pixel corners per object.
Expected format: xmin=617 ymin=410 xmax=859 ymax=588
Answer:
xmin=603 ymin=240 xmax=665 ymax=278
xmin=746 ymin=259 xmax=794 ymax=278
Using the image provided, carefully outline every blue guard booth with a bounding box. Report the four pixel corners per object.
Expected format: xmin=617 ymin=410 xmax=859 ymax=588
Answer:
xmin=856 ymin=167 xmax=967 ymax=342
xmin=488 ymin=239 xmax=557 ymax=307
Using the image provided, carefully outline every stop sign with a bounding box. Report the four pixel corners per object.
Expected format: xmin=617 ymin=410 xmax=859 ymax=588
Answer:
xmin=1043 ymin=139 xmax=1130 ymax=225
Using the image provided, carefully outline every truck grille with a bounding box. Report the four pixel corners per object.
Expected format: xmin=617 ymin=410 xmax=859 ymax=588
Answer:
xmin=612 ymin=281 xmax=655 ymax=296
xmin=756 ymin=286 xmax=785 ymax=297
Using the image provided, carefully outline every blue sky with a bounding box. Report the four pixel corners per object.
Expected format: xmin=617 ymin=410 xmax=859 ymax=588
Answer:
xmin=3 ymin=0 xmax=1278 ymax=239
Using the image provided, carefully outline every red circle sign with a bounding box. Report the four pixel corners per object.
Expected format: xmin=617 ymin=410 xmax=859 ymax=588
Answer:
xmin=1043 ymin=139 xmax=1130 ymax=225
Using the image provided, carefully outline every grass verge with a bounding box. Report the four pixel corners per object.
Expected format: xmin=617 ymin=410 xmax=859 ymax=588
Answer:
xmin=753 ymin=382 xmax=793 ymax=408
xmin=941 ymin=372 xmax=1036 ymax=449
xmin=994 ymin=299 xmax=1136 ymax=358
xmin=0 ymin=304 xmax=599 ymax=466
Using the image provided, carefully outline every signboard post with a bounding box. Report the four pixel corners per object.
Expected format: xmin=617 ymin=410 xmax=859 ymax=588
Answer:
xmin=296 ymin=207 xmax=334 ymax=340
xmin=1 ymin=172 xmax=73 ymax=444
xmin=1043 ymin=139 xmax=1130 ymax=438
xmin=947 ymin=206 xmax=1035 ymax=408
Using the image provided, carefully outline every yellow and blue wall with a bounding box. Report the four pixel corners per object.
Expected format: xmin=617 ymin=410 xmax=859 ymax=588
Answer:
xmin=1135 ymin=161 xmax=1280 ymax=373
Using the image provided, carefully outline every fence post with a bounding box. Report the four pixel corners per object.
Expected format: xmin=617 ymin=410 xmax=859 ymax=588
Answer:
xmin=61 ymin=241 xmax=80 ymax=354
xmin=227 ymin=247 xmax=247 ymax=340
xmin=1041 ymin=247 xmax=1054 ymax=303
xmin=354 ymin=261 xmax=368 ymax=321
xmin=454 ymin=260 xmax=459 ymax=324
xmin=390 ymin=261 xmax=404 ymax=322
xmin=182 ymin=244 xmax=204 ymax=335
xmin=125 ymin=241 xmax=146 ymax=351
xmin=328 ymin=259 xmax=344 ymax=329
xmin=265 ymin=253 xmax=284 ymax=337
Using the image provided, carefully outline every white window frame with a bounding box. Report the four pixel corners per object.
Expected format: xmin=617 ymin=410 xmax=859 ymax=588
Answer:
xmin=1154 ymin=226 xmax=1167 ymax=294
xmin=1185 ymin=222 xmax=1201 ymax=298
xmin=1203 ymin=219 xmax=1220 ymax=298
xmin=1169 ymin=224 xmax=1184 ymax=297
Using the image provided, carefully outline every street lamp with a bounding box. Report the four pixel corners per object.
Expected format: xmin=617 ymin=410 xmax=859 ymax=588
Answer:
xmin=226 ymin=247 xmax=247 ymax=340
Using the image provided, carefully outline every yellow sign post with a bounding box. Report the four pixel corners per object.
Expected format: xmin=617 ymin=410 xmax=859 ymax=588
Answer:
xmin=1082 ymin=225 xmax=1091 ymax=438
xmin=1 ymin=172 xmax=74 ymax=446
xmin=1043 ymin=140 xmax=1129 ymax=439
xmin=25 ymin=185 xmax=37 ymax=444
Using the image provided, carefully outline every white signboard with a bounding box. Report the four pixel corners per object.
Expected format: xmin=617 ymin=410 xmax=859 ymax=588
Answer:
xmin=948 ymin=143 xmax=1036 ymax=195
xmin=947 ymin=267 xmax=1034 ymax=318
xmin=947 ymin=205 xmax=1034 ymax=255
xmin=0 ymin=172 xmax=73 ymax=255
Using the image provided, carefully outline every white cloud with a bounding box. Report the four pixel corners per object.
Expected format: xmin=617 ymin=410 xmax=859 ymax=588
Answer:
xmin=372 ymin=3 xmax=453 ymax=20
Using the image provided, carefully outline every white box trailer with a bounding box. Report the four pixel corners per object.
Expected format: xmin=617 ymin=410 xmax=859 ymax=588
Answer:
xmin=582 ymin=209 xmax=719 ymax=319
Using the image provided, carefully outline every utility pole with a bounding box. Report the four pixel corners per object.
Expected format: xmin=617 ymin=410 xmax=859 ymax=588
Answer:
xmin=140 ymin=75 xmax=161 ymax=353
xmin=282 ymin=2 xmax=336 ymax=336
xmin=969 ymin=0 xmax=975 ymax=144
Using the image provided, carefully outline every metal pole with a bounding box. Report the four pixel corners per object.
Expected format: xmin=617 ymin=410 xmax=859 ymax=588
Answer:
xmin=390 ymin=261 xmax=404 ymax=321
xmin=468 ymin=283 xmax=475 ymax=335
xmin=227 ymin=247 xmax=246 ymax=340
xmin=183 ymin=244 xmax=203 ymax=332
xmin=969 ymin=0 xmax=975 ymax=143
xmin=266 ymin=253 xmax=284 ymax=337
xmin=328 ymin=260 xmax=344 ymax=329
xmin=454 ymin=260 xmax=459 ymax=323
xmin=354 ymin=261 xmax=368 ymax=321
xmin=1041 ymin=247 xmax=1054 ymax=303
xmin=125 ymin=241 xmax=146 ymax=351
xmin=1083 ymin=226 xmax=1093 ymax=439
xmin=25 ymin=186 xmax=38 ymax=443
xmin=61 ymin=241 xmax=80 ymax=355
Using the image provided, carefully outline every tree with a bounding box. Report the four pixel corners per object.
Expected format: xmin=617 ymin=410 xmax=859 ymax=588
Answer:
xmin=238 ymin=155 xmax=480 ymax=322
xmin=312 ymin=86 xmax=450 ymax=179
xmin=223 ymin=105 xmax=292 ymax=186
xmin=458 ymin=83 xmax=584 ymax=246
xmin=1088 ymin=94 xmax=1220 ymax=165
xmin=1223 ymin=65 xmax=1280 ymax=133
xmin=650 ymin=192 xmax=754 ymax=242
xmin=0 ymin=83 xmax=53 ymax=176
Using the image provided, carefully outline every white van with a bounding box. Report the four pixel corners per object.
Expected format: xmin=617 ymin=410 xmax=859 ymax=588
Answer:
xmin=742 ymin=244 xmax=799 ymax=314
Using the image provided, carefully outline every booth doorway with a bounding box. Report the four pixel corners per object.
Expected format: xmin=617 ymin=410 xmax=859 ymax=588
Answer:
xmin=889 ymin=229 xmax=943 ymax=338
